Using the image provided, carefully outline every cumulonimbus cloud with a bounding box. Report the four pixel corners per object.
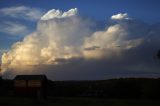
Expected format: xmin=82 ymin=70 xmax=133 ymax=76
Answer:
xmin=1 ymin=8 xmax=92 ymax=72
xmin=83 ymin=24 xmax=143 ymax=59
xmin=1 ymin=8 xmax=160 ymax=80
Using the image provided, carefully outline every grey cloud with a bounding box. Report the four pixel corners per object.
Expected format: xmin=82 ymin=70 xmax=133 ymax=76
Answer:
xmin=84 ymin=46 xmax=100 ymax=51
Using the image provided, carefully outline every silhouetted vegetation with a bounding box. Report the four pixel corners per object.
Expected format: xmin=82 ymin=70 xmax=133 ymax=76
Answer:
xmin=0 ymin=78 xmax=13 ymax=96
xmin=157 ymin=50 xmax=160 ymax=59
xmin=1 ymin=78 xmax=160 ymax=99
xmin=47 ymin=78 xmax=160 ymax=99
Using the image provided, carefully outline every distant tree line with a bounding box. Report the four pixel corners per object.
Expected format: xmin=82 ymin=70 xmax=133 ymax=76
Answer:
xmin=0 ymin=78 xmax=13 ymax=96
xmin=1 ymin=78 xmax=160 ymax=99
xmin=157 ymin=50 xmax=160 ymax=59
xmin=48 ymin=78 xmax=160 ymax=99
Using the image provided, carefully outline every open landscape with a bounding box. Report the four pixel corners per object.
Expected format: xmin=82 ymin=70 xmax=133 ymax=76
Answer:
xmin=1 ymin=78 xmax=160 ymax=106
xmin=1 ymin=0 xmax=160 ymax=105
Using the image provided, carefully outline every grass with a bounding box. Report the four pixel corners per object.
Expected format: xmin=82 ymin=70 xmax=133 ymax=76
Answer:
xmin=0 ymin=96 xmax=160 ymax=106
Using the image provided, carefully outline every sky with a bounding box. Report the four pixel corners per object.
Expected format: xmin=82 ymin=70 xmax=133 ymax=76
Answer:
xmin=0 ymin=0 xmax=160 ymax=80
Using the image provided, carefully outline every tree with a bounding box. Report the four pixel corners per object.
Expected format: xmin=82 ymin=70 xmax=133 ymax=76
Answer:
xmin=157 ymin=50 xmax=160 ymax=59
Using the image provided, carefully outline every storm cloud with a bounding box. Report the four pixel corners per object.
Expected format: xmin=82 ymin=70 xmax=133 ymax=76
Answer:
xmin=1 ymin=8 xmax=160 ymax=80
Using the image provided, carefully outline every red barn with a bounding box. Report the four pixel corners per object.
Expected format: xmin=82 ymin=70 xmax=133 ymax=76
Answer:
xmin=14 ymin=75 xmax=47 ymax=98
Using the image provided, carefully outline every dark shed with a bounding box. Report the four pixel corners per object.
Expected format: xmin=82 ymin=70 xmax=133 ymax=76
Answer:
xmin=14 ymin=75 xmax=47 ymax=98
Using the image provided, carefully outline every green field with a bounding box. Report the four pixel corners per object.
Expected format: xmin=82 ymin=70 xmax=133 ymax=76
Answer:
xmin=0 ymin=97 xmax=160 ymax=106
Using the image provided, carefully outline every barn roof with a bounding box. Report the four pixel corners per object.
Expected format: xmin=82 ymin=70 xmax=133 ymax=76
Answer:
xmin=14 ymin=75 xmax=47 ymax=80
